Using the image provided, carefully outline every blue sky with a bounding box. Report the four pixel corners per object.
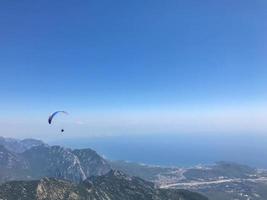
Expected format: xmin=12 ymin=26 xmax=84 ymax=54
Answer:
xmin=0 ymin=0 xmax=267 ymax=139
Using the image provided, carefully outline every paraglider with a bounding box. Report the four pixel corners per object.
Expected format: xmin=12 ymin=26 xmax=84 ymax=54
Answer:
xmin=48 ymin=111 xmax=68 ymax=132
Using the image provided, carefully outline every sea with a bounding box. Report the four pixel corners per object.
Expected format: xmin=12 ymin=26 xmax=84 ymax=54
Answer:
xmin=50 ymin=133 xmax=267 ymax=168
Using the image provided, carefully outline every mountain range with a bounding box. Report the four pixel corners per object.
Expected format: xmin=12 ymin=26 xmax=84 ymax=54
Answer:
xmin=0 ymin=137 xmax=208 ymax=200
xmin=4 ymin=137 xmax=266 ymax=200
xmin=0 ymin=137 xmax=45 ymax=153
xmin=0 ymin=170 xmax=207 ymax=200
xmin=0 ymin=137 xmax=111 ymax=183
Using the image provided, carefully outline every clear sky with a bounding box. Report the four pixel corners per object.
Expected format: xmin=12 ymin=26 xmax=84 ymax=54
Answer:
xmin=0 ymin=0 xmax=267 ymax=139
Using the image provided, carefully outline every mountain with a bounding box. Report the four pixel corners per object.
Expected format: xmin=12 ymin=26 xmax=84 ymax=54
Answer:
xmin=110 ymin=160 xmax=267 ymax=200
xmin=184 ymin=161 xmax=257 ymax=180
xmin=0 ymin=137 xmax=45 ymax=153
xmin=88 ymin=170 xmax=207 ymax=200
xmin=0 ymin=145 xmax=26 ymax=168
xmin=0 ymin=145 xmax=30 ymax=183
xmin=0 ymin=137 xmax=111 ymax=183
xmin=111 ymin=160 xmax=258 ymax=183
xmin=72 ymin=148 xmax=110 ymax=177
xmin=109 ymin=160 xmax=175 ymax=182
xmin=0 ymin=170 xmax=208 ymax=200
xmin=22 ymin=145 xmax=87 ymax=183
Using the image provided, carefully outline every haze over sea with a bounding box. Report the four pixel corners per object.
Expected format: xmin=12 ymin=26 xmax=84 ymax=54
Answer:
xmin=51 ymin=133 xmax=267 ymax=168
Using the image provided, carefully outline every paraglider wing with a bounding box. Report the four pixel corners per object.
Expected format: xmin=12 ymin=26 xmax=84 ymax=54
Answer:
xmin=48 ymin=111 xmax=68 ymax=124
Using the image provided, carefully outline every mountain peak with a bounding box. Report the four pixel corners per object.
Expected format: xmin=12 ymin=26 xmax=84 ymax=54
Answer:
xmin=107 ymin=169 xmax=128 ymax=177
xmin=0 ymin=136 xmax=46 ymax=153
xmin=0 ymin=138 xmax=111 ymax=183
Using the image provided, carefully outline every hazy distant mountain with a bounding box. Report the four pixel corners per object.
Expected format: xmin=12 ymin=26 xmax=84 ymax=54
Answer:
xmin=184 ymin=161 xmax=257 ymax=180
xmin=0 ymin=145 xmax=33 ymax=183
xmin=0 ymin=145 xmax=26 ymax=169
xmin=0 ymin=170 xmax=208 ymax=200
xmin=0 ymin=137 xmax=111 ymax=183
xmin=109 ymin=160 xmax=175 ymax=181
xmin=22 ymin=145 xmax=87 ymax=183
xmin=0 ymin=137 xmax=45 ymax=153
xmin=111 ymin=160 xmax=258 ymax=182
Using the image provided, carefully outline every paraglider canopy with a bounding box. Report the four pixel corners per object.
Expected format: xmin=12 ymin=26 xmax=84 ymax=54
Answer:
xmin=48 ymin=111 xmax=68 ymax=124
xmin=48 ymin=111 xmax=68 ymax=132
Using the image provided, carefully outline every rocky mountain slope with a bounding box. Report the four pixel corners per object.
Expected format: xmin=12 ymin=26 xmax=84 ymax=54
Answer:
xmin=22 ymin=145 xmax=87 ymax=183
xmin=72 ymin=148 xmax=110 ymax=177
xmin=0 ymin=145 xmax=30 ymax=183
xmin=0 ymin=137 xmax=45 ymax=153
xmin=0 ymin=138 xmax=111 ymax=183
xmin=0 ymin=170 xmax=208 ymax=200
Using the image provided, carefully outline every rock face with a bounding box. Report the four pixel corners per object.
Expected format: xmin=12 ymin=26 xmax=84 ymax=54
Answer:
xmin=72 ymin=148 xmax=110 ymax=177
xmin=0 ymin=137 xmax=45 ymax=153
xmin=0 ymin=170 xmax=209 ymax=200
xmin=89 ymin=170 xmax=207 ymax=200
xmin=0 ymin=145 xmax=29 ymax=183
xmin=22 ymin=145 xmax=87 ymax=183
xmin=0 ymin=137 xmax=208 ymax=199
xmin=0 ymin=138 xmax=111 ymax=183
xmin=0 ymin=145 xmax=26 ymax=168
